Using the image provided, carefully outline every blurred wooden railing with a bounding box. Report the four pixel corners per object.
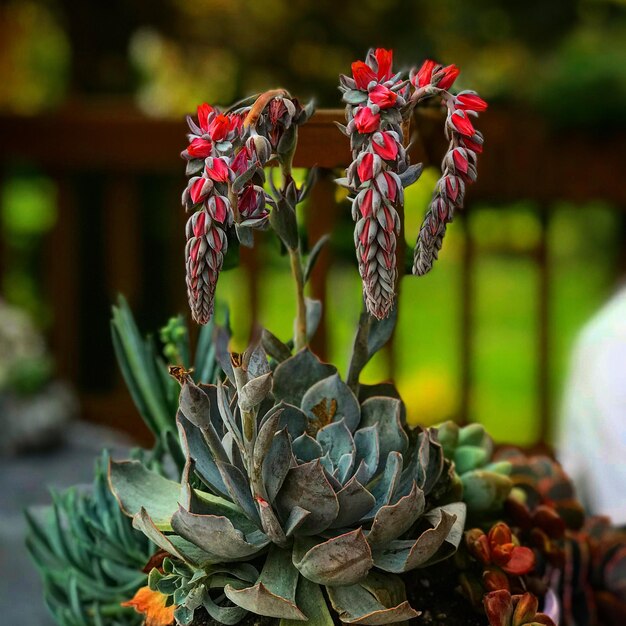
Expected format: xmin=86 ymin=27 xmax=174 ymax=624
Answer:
xmin=0 ymin=104 xmax=625 ymax=445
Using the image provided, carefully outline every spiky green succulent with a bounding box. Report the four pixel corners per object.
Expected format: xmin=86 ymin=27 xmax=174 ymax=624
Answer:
xmin=26 ymin=451 xmax=152 ymax=626
xmin=110 ymin=343 xmax=466 ymax=625
xmin=437 ymin=421 xmax=513 ymax=516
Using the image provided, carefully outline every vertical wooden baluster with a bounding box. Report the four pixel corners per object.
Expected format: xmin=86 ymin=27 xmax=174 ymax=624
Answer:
xmin=459 ymin=209 xmax=474 ymax=426
xmin=537 ymin=205 xmax=551 ymax=446
xmin=45 ymin=176 xmax=80 ymax=384
xmin=102 ymin=175 xmax=141 ymax=306
xmin=306 ymin=168 xmax=336 ymax=360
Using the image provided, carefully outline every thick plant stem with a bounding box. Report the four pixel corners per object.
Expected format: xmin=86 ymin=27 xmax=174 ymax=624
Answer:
xmin=290 ymin=246 xmax=307 ymax=351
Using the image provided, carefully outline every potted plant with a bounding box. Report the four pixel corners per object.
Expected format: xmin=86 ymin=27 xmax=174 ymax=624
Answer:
xmin=28 ymin=48 xmax=626 ymax=626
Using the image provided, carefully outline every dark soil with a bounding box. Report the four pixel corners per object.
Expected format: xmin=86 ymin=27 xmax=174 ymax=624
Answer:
xmin=405 ymin=561 xmax=488 ymax=626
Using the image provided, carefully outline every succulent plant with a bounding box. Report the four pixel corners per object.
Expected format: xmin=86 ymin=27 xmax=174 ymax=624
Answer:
xmin=110 ymin=343 xmax=467 ymax=625
xmin=483 ymin=590 xmax=556 ymax=626
xmin=26 ymin=451 xmax=153 ymax=626
xmin=438 ymin=421 xmax=514 ymax=515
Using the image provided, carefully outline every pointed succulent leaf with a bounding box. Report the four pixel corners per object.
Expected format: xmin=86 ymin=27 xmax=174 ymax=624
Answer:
xmin=360 ymin=397 xmax=408 ymax=466
xmin=179 ymin=381 xmax=212 ymax=429
xmin=216 ymin=461 xmax=261 ymax=526
xmin=371 ymin=506 xmax=458 ymax=573
xmin=177 ymin=415 xmax=229 ymax=496
xmin=254 ymin=409 xmax=283 ymax=471
xmin=316 ymin=419 xmax=355 ymax=468
xmin=301 ymin=374 xmax=361 ymax=432
xmin=303 ymin=234 xmax=330 ymax=284
xmin=284 ymin=506 xmax=311 ymax=537
xmin=275 ymin=460 xmax=339 ymax=535
xmin=331 ymin=476 xmax=376 ymax=528
xmin=171 ymin=506 xmax=269 ymax=560
xmin=217 ymin=382 xmax=245 ymax=449
xmin=327 ymin=571 xmax=419 ymax=625
xmin=398 ymin=163 xmax=423 ymax=188
xmin=273 ymin=349 xmax=337 ymax=406
xmin=243 ymin=343 xmax=271 ymax=378
xmin=202 ymin=588 xmax=249 ymax=625
xmin=353 ymin=425 xmax=380 ymax=483
xmin=367 ymin=482 xmax=425 ymax=546
xmin=108 ymin=460 xmax=180 ymax=530
xmin=267 ymin=402 xmax=308 ymax=440
xmin=262 ymin=328 xmax=292 ymax=363
xmin=302 ymin=298 xmax=322 ymax=341
xmin=458 ymin=423 xmax=491 ymax=449
xmin=263 ymin=429 xmax=293 ymax=502
xmin=293 ymin=529 xmax=373 ymax=586
xmin=133 ymin=508 xmax=218 ymax=566
xmin=280 ymin=576 xmax=334 ymax=626
xmin=365 ymin=451 xmax=403 ymax=520
xmin=225 ymin=545 xmax=306 ymax=620
xmin=239 ymin=372 xmax=273 ymax=411
xmin=292 ymin=433 xmax=323 ymax=463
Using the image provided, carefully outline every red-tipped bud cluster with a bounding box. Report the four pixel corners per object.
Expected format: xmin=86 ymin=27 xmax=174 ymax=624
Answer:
xmin=412 ymin=63 xmax=486 ymax=277
xmin=483 ymin=590 xmax=555 ymax=626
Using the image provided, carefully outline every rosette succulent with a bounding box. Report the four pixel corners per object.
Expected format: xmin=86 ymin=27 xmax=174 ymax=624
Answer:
xmin=438 ymin=421 xmax=513 ymax=516
xmin=110 ymin=344 xmax=466 ymax=625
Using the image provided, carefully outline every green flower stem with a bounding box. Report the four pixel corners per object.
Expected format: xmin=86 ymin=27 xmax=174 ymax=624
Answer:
xmin=289 ymin=247 xmax=307 ymax=352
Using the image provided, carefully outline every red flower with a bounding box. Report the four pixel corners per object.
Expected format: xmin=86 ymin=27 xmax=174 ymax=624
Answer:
xmin=438 ymin=64 xmax=460 ymax=90
xmin=354 ymin=107 xmax=381 ymax=134
xmin=231 ymin=146 xmax=250 ymax=177
xmin=372 ymin=131 xmax=399 ymax=161
xmin=359 ymin=189 xmax=374 ymax=218
xmin=414 ymin=59 xmax=438 ymax=88
xmin=369 ymin=84 xmax=398 ymax=109
xmin=122 ymin=586 xmax=175 ymax=626
xmin=380 ymin=171 xmax=399 ymax=202
xmin=207 ymin=195 xmax=229 ymax=223
xmin=373 ymin=48 xmax=393 ymax=81
xmin=210 ymin=114 xmax=231 ymax=142
xmin=197 ymin=103 xmax=214 ymax=132
xmin=205 ymin=157 xmax=230 ymax=182
xmin=452 ymin=147 xmax=469 ymax=174
xmin=455 ymin=92 xmax=488 ymax=112
xmin=352 ymin=61 xmax=377 ymax=90
xmin=462 ymin=136 xmax=483 ymax=154
xmin=449 ymin=110 xmax=476 ymax=137
xmin=357 ymin=152 xmax=377 ymax=182
xmin=187 ymin=137 xmax=213 ymax=158
xmin=188 ymin=177 xmax=212 ymax=204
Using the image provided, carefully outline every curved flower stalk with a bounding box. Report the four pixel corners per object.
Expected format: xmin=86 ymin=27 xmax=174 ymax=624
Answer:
xmin=411 ymin=61 xmax=487 ymax=276
xmin=338 ymin=48 xmax=415 ymax=320
xmin=110 ymin=344 xmax=466 ymax=625
xmin=339 ymin=50 xmax=486 ymax=318
xmin=180 ymin=95 xmax=311 ymax=324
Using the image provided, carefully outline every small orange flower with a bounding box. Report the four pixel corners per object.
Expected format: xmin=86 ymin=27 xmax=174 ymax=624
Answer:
xmin=122 ymin=586 xmax=175 ymax=626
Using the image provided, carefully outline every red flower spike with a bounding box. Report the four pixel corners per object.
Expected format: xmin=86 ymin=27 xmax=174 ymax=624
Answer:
xmin=197 ymin=103 xmax=213 ymax=132
xmin=450 ymin=110 xmax=476 ymax=137
xmin=210 ymin=114 xmax=230 ymax=142
xmin=352 ymin=60 xmax=377 ymax=90
xmin=438 ymin=64 xmax=460 ymax=90
xmin=415 ymin=59 xmax=438 ymax=88
xmin=369 ymin=84 xmax=398 ymax=109
xmin=372 ymin=131 xmax=398 ymax=161
xmin=187 ymin=137 xmax=213 ymax=158
xmin=501 ymin=546 xmax=535 ymax=576
xmin=456 ymin=92 xmax=488 ymax=112
xmin=354 ymin=107 xmax=381 ymax=134
xmin=374 ymin=48 xmax=393 ymax=81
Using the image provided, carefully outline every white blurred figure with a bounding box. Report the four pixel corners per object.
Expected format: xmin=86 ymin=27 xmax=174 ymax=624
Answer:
xmin=557 ymin=286 xmax=626 ymax=525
